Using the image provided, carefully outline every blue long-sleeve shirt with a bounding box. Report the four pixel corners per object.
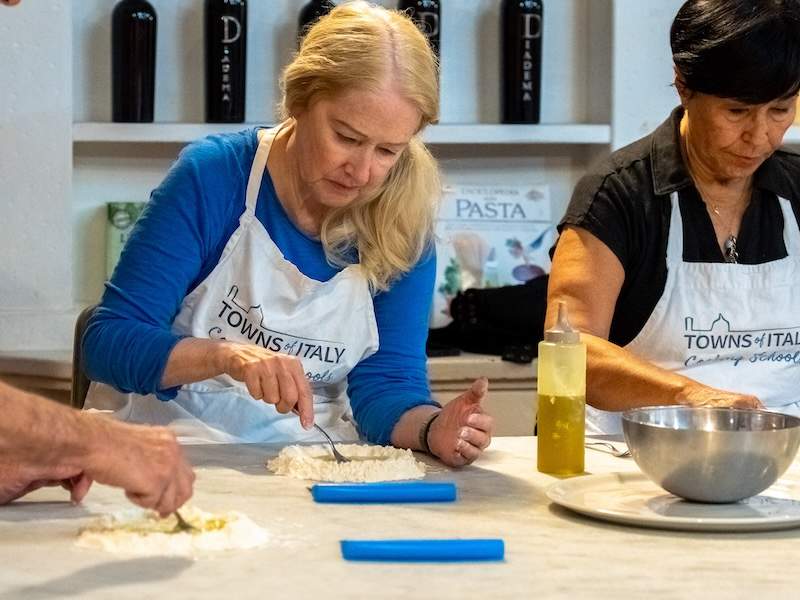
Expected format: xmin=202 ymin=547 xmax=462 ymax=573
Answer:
xmin=83 ymin=128 xmax=438 ymax=445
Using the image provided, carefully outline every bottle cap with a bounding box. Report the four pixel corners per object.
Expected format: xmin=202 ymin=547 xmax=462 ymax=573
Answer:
xmin=544 ymin=301 xmax=581 ymax=344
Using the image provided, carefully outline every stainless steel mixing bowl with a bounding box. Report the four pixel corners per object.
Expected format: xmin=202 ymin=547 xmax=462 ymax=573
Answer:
xmin=621 ymin=406 xmax=800 ymax=503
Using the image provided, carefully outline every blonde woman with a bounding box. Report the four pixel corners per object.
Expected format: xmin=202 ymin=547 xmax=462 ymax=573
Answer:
xmin=83 ymin=2 xmax=493 ymax=467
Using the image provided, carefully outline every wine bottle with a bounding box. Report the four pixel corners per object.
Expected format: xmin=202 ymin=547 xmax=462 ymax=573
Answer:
xmin=397 ymin=0 xmax=440 ymax=59
xmin=112 ymin=0 xmax=157 ymax=123
xmin=501 ymin=0 xmax=542 ymax=124
xmin=298 ymin=0 xmax=335 ymax=44
xmin=205 ymin=0 xmax=247 ymax=123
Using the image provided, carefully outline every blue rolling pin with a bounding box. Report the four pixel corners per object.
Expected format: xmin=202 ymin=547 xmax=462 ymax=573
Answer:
xmin=310 ymin=482 xmax=457 ymax=503
xmin=340 ymin=539 xmax=505 ymax=562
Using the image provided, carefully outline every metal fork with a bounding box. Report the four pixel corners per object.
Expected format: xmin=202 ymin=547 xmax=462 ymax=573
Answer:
xmin=312 ymin=423 xmax=350 ymax=464
xmin=173 ymin=510 xmax=198 ymax=532
xmin=585 ymin=441 xmax=631 ymax=458
xmin=293 ymin=408 xmax=350 ymax=463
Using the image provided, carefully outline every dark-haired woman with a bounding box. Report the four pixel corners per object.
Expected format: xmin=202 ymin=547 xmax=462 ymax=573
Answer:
xmin=547 ymin=0 xmax=800 ymax=433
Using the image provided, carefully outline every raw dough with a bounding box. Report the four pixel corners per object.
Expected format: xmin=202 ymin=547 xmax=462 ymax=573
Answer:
xmin=76 ymin=506 xmax=269 ymax=556
xmin=266 ymin=444 xmax=426 ymax=482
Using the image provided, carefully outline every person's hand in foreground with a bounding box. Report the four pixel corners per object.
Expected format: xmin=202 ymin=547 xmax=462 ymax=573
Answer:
xmin=83 ymin=418 xmax=196 ymax=517
xmin=0 ymin=381 xmax=195 ymax=516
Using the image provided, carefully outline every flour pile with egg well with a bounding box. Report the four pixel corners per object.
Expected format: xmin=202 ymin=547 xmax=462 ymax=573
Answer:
xmin=267 ymin=444 xmax=426 ymax=482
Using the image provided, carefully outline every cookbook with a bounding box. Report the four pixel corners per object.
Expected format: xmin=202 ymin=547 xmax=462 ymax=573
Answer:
xmin=430 ymin=184 xmax=554 ymax=328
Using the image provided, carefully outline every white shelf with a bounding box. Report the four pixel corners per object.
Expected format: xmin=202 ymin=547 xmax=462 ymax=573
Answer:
xmin=424 ymin=124 xmax=610 ymax=145
xmin=73 ymin=122 xmax=259 ymax=144
xmin=72 ymin=122 xmax=611 ymax=146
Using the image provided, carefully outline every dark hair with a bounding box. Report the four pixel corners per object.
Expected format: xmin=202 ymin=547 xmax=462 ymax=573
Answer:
xmin=671 ymin=0 xmax=800 ymax=103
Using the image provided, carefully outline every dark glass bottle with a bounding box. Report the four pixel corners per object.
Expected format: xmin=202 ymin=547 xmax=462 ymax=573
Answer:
xmin=112 ymin=0 xmax=157 ymax=123
xmin=397 ymin=0 xmax=440 ymax=59
xmin=205 ymin=0 xmax=247 ymax=123
xmin=298 ymin=0 xmax=334 ymax=45
xmin=501 ymin=0 xmax=543 ymax=124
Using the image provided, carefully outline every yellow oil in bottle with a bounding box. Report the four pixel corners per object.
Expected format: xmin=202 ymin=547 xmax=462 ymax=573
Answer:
xmin=537 ymin=394 xmax=585 ymax=474
xmin=537 ymin=301 xmax=586 ymax=475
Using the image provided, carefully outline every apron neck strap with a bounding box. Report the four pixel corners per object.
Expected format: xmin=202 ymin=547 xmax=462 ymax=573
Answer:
xmin=244 ymin=127 xmax=280 ymax=217
xmin=777 ymin=196 xmax=800 ymax=256
xmin=665 ymin=191 xmax=684 ymax=264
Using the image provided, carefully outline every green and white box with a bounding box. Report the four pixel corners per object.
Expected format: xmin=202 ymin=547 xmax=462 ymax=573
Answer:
xmin=106 ymin=202 xmax=146 ymax=278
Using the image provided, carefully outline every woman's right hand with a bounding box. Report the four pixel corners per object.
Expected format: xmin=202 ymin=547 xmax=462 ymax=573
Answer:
xmin=677 ymin=383 xmax=763 ymax=410
xmin=214 ymin=341 xmax=314 ymax=428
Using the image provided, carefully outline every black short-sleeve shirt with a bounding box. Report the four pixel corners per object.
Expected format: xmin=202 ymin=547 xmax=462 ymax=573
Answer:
xmin=558 ymin=107 xmax=800 ymax=347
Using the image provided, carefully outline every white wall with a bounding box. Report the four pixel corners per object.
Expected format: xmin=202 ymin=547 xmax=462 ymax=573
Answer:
xmin=0 ymin=0 xmax=74 ymax=350
xmin=611 ymin=0 xmax=683 ymax=148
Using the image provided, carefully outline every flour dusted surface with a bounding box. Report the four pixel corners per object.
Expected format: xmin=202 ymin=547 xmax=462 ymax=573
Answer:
xmin=76 ymin=506 xmax=269 ymax=556
xmin=267 ymin=444 xmax=426 ymax=482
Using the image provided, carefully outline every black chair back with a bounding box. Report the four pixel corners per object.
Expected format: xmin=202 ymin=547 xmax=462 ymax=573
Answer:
xmin=70 ymin=304 xmax=98 ymax=409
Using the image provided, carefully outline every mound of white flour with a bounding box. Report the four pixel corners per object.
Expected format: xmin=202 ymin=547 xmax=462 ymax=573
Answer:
xmin=76 ymin=506 xmax=269 ymax=556
xmin=266 ymin=444 xmax=425 ymax=482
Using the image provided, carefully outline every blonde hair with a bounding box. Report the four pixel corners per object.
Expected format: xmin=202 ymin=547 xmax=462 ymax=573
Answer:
xmin=280 ymin=0 xmax=441 ymax=292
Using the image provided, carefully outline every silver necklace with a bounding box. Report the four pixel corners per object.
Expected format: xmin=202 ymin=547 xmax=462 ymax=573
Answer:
xmin=707 ymin=203 xmax=739 ymax=263
xmin=681 ymin=130 xmax=747 ymax=264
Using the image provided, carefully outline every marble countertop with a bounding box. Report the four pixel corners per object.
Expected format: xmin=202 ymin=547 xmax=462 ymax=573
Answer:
xmin=0 ymin=437 xmax=796 ymax=599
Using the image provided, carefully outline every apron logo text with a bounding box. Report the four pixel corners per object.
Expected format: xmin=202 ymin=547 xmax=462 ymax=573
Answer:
xmin=682 ymin=313 xmax=800 ymax=368
xmin=214 ymin=300 xmax=347 ymax=368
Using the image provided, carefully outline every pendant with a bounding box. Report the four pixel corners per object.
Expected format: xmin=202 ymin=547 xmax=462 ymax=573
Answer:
xmin=723 ymin=234 xmax=738 ymax=263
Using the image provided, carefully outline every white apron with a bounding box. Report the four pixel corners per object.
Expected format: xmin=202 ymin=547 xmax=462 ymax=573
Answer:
xmin=587 ymin=192 xmax=800 ymax=434
xmin=85 ymin=127 xmax=380 ymax=444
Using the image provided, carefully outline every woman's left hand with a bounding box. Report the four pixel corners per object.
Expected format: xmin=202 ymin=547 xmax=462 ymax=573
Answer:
xmin=428 ymin=378 xmax=494 ymax=467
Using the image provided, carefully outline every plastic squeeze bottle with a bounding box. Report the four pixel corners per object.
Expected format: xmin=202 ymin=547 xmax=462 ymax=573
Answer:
xmin=537 ymin=301 xmax=586 ymax=475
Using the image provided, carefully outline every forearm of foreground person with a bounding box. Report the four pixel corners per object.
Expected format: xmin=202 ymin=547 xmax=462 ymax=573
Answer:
xmin=0 ymin=380 xmax=94 ymax=466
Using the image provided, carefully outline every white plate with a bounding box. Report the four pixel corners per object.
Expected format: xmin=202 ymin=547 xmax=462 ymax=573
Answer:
xmin=547 ymin=472 xmax=800 ymax=532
